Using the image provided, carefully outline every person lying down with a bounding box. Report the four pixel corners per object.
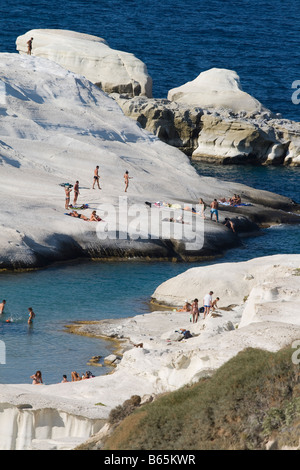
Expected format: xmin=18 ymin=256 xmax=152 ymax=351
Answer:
xmin=66 ymin=210 xmax=103 ymax=221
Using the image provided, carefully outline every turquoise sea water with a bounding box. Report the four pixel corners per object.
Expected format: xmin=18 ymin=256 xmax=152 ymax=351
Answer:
xmin=0 ymin=0 xmax=299 ymax=384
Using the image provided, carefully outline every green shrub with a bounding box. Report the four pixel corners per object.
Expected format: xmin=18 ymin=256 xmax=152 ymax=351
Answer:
xmin=102 ymin=346 xmax=300 ymax=450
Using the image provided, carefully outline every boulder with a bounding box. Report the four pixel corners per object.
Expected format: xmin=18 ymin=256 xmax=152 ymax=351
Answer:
xmin=167 ymin=68 xmax=269 ymax=116
xmin=15 ymin=29 xmax=152 ymax=97
xmin=113 ymin=69 xmax=300 ymax=166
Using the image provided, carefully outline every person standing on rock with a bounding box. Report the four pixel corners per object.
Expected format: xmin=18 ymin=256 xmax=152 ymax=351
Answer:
xmin=191 ymin=298 xmax=199 ymax=323
xmin=203 ymin=291 xmax=213 ymax=318
xmin=93 ymin=166 xmax=101 ymax=189
xmin=65 ymin=185 xmax=72 ymax=209
xmin=73 ymin=180 xmax=80 ymax=206
xmin=210 ymin=199 xmax=219 ymax=222
xmin=27 ymin=37 xmax=33 ymax=55
xmin=199 ymin=198 xmax=207 ymax=218
xmin=124 ymin=170 xmax=132 ymax=192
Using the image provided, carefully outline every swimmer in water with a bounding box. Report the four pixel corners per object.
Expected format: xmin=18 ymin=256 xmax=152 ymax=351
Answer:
xmin=28 ymin=307 xmax=36 ymax=324
xmin=0 ymin=300 xmax=6 ymax=315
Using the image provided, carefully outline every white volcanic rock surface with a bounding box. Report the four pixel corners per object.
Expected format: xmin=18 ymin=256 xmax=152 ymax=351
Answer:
xmin=152 ymin=254 xmax=300 ymax=307
xmin=15 ymin=29 xmax=153 ymax=97
xmin=0 ymin=53 xmax=210 ymax=267
xmin=168 ymin=68 xmax=270 ymax=115
xmin=2 ymin=53 xmax=296 ymax=268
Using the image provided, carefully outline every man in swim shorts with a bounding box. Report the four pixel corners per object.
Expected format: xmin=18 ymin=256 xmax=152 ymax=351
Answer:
xmin=70 ymin=211 xmax=89 ymax=221
xmin=210 ymin=199 xmax=219 ymax=222
xmin=203 ymin=291 xmax=213 ymax=319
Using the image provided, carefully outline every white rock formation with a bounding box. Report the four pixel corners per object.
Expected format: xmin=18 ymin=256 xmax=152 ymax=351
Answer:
xmin=15 ymin=29 xmax=152 ymax=97
xmin=152 ymin=254 xmax=300 ymax=307
xmin=0 ymin=53 xmax=210 ymax=267
xmin=114 ymin=91 xmax=300 ymax=166
xmin=2 ymin=53 xmax=296 ymax=268
xmin=167 ymin=68 xmax=269 ymax=115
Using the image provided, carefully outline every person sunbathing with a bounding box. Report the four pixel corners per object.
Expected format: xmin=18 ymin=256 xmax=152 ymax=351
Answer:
xmin=69 ymin=211 xmax=89 ymax=220
xmin=177 ymin=300 xmax=192 ymax=312
xmin=71 ymin=371 xmax=82 ymax=381
xmin=89 ymin=210 xmax=102 ymax=222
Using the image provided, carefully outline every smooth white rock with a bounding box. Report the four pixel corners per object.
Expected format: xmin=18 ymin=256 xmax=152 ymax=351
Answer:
xmin=15 ymin=29 xmax=152 ymax=97
xmin=167 ymin=68 xmax=269 ymax=115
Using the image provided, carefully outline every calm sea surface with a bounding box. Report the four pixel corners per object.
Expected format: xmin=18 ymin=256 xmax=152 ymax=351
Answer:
xmin=0 ymin=0 xmax=299 ymax=384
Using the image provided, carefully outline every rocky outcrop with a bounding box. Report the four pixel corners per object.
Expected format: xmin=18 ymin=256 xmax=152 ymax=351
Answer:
xmin=193 ymin=114 xmax=300 ymax=165
xmin=0 ymin=402 xmax=104 ymax=450
xmin=14 ymin=30 xmax=300 ymax=165
xmin=112 ymin=70 xmax=300 ymax=166
xmin=111 ymin=94 xmax=204 ymax=155
xmin=15 ymin=29 xmax=152 ymax=97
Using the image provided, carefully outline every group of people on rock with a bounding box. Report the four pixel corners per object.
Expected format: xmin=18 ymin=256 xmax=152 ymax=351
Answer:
xmin=64 ymin=166 xmax=133 ymax=219
xmin=30 ymin=370 xmax=95 ymax=385
xmin=177 ymin=291 xmax=219 ymax=323
xmin=219 ymin=194 xmax=242 ymax=205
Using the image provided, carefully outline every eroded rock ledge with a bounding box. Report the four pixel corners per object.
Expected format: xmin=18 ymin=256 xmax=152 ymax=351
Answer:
xmin=113 ymin=93 xmax=300 ymax=166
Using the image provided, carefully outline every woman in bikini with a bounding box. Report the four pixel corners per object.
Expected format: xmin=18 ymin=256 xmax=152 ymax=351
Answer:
xmin=30 ymin=370 xmax=43 ymax=384
xmin=191 ymin=298 xmax=199 ymax=323
xmin=28 ymin=307 xmax=35 ymax=324
xmin=89 ymin=210 xmax=102 ymax=222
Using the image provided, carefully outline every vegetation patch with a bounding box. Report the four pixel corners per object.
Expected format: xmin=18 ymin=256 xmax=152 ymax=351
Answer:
xmin=102 ymin=346 xmax=300 ymax=450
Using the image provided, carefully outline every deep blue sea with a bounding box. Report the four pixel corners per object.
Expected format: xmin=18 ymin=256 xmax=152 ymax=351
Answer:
xmin=0 ymin=0 xmax=299 ymax=384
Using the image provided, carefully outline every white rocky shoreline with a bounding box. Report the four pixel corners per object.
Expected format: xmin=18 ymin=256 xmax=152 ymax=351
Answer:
xmin=0 ymin=254 xmax=299 ymax=450
xmin=0 ymin=29 xmax=299 ymax=450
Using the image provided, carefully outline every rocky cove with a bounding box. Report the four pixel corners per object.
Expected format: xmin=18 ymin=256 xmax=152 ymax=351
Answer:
xmin=1 ymin=254 xmax=299 ymax=450
xmin=0 ymin=29 xmax=299 ymax=450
